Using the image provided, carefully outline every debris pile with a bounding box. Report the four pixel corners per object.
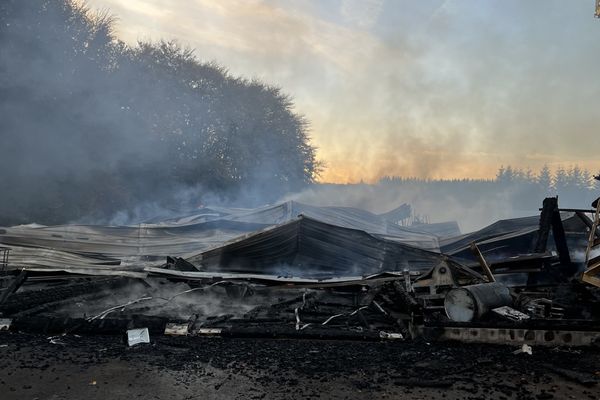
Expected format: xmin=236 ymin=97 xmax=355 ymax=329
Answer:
xmin=0 ymin=196 xmax=599 ymax=352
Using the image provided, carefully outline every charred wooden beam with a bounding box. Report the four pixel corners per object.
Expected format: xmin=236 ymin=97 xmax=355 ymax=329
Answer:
xmin=470 ymin=242 xmax=495 ymax=282
xmin=10 ymin=315 xmax=170 ymax=335
xmin=538 ymin=208 xmax=596 ymax=213
xmin=535 ymin=197 xmax=571 ymax=265
xmin=0 ymin=269 xmax=27 ymax=305
xmin=535 ymin=197 xmax=556 ymax=253
xmin=551 ymin=206 xmax=571 ymax=266
xmin=392 ymin=280 xmax=420 ymax=311
xmin=575 ymin=211 xmax=600 ymax=238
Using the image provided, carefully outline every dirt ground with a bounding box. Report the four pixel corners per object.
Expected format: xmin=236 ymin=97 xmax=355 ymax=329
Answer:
xmin=0 ymin=332 xmax=598 ymax=400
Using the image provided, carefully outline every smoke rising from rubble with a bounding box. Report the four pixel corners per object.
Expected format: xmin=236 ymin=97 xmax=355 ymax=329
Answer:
xmin=286 ymin=176 xmax=599 ymax=233
xmin=55 ymin=281 xmax=258 ymax=321
xmin=0 ymin=1 xmax=318 ymax=226
xmin=86 ymin=0 xmax=600 ymax=183
xmin=285 ymin=183 xmax=518 ymax=232
xmin=3 ymin=1 xmax=600 ymax=229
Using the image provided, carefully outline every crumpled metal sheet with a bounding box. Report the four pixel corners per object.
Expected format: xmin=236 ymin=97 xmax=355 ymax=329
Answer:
xmin=0 ymin=201 xmax=441 ymax=275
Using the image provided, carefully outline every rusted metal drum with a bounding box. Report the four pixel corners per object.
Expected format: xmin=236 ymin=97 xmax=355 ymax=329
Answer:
xmin=444 ymin=282 xmax=512 ymax=322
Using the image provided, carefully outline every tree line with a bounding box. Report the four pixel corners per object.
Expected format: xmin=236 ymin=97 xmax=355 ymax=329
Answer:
xmin=379 ymin=165 xmax=600 ymax=211
xmin=0 ymin=0 xmax=320 ymax=225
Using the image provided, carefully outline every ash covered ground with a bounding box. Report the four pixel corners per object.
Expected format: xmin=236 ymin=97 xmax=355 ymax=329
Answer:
xmin=0 ymin=332 xmax=598 ymax=400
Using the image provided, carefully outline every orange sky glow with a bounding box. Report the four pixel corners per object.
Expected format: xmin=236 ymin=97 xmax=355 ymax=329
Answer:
xmin=87 ymin=0 xmax=600 ymax=183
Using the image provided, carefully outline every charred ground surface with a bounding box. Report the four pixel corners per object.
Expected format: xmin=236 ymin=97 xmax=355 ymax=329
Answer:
xmin=0 ymin=332 xmax=598 ymax=400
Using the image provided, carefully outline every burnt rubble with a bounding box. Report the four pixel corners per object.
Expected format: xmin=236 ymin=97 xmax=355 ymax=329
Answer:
xmin=0 ymin=197 xmax=599 ymax=356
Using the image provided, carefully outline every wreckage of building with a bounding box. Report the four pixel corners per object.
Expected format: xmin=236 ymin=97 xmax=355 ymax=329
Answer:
xmin=0 ymin=198 xmax=599 ymax=354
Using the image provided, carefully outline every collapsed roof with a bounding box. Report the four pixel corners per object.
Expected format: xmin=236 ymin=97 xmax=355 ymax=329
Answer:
xmin=4 ymin=198 xmax=589 ymax=282
xmin=440 ymin=212 xmax=588 ymax=260
xmin=183 ymin=215 xmax=447 ymax=278
xmin=0 ymin=201 xmax=444 ymax=276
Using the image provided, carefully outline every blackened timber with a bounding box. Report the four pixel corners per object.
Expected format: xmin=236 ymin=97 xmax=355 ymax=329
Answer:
xmin=391 ymin=280 xmax=420 ymax=313
xmin=470 ymin=242 xmax=495 ymax=282
xmin=0 ymin=269 xmax=26 ymax=305
xmin=488 ymin=253 xmax=551 ymax=273
xmin=575 ymin=212 xmax=600 ymax=238
xmin=551 ymin=206 xmax=572 ymax=266
xmin=538 ymin=208 xmax=596 ymax=213
xmin=9 ymin=315 xmax=170 ymax=335
xmin=535 ymin=197 xmax=571 ymax=266
xmin=535 ymin=197 xmax=556 ymax=253
xmin=221 ymin=326 xmax=384 ymax=341
xmin=0 ymin=277 xmax=132 ymax=315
